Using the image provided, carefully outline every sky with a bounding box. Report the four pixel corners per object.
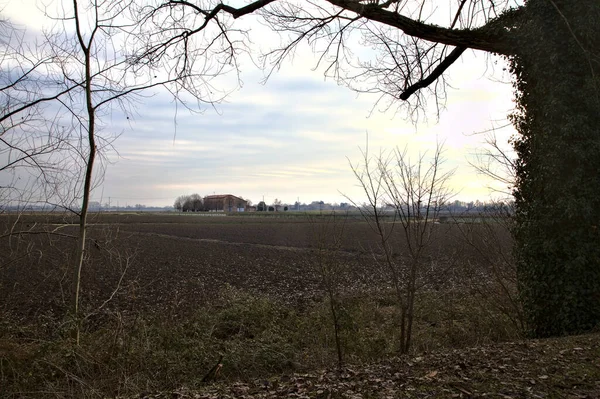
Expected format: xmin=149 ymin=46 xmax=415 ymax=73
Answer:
xmin=2 ymin=0 xmax=517 ymax=208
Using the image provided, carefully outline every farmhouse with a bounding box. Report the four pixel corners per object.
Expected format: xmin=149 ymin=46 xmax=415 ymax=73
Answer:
xmin=203 ymin=194 xmax=248 ymax=212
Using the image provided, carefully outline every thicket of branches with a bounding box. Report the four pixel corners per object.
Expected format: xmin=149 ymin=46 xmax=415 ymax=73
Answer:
xmin=349 ymin=142 xmax=454 ymax=353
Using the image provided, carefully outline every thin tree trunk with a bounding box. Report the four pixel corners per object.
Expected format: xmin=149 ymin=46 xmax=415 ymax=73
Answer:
xmin=328 ymin=289 xmax=343 ymax=371
xmin=72 ymin=0 xmax=97 ymax=344
xmin=404 ymin=259 xmax=418 ymax=354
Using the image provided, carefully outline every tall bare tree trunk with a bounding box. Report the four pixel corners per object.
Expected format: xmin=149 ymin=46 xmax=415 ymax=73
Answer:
xmin=72 ymin=0 xmax=96 ymax=344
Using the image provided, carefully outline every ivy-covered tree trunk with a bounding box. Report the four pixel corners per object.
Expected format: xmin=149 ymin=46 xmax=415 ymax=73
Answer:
xmin=511 ymin=0 xmax=600 ymax=337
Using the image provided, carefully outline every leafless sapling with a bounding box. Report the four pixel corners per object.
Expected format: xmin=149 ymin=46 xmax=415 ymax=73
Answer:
xmin=348 ymin=141 xmax=454 ymax=353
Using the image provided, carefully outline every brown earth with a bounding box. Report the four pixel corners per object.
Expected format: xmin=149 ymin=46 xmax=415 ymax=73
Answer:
xmin=0 ymin=212 xmax=484 ymax=322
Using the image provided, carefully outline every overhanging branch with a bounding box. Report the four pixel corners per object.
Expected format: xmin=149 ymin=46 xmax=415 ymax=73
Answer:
xmin=324 ymin=0 xmax=519 ymax=55
xmin=399 ymin=46 xmax=466 ymax=100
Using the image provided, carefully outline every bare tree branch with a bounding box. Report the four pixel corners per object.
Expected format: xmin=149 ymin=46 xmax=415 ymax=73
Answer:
xmin=323 ymin=0 xmax=518 ymax=54
xmin=399 ymin=46 xmax=466 ymax=100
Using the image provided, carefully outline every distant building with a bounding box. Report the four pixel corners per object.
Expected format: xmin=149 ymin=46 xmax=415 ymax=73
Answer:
xmin=203 ymin=194 xmax=248 ymax=212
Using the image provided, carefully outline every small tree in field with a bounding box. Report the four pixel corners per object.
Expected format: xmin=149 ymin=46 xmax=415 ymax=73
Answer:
xmin=308 ymin=211 xmax=347 ymax=370
xmin=349 ymin=142 xmax=453 ymax=354
xmin=1 ymin=0 xmax=224 ymax=343
xmin=455 ymin=201 xmax=524 ymax=335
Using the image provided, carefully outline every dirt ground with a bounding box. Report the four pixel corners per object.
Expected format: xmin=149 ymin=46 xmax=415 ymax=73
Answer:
xmin=0 ymin=212 xmax=482 ymax=321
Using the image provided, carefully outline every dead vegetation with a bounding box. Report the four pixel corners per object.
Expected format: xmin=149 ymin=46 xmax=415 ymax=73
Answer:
xmin=141 ymin=333 xmax=600 ymax=399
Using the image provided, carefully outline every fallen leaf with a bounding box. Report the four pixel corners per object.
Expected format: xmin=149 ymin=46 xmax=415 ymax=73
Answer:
xmin=425 ymin=370 xmax=438 ymax=379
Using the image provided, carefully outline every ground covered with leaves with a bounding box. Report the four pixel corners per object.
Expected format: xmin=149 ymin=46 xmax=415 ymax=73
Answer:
xmin=140 ymin=333 xmax=600 ymax=398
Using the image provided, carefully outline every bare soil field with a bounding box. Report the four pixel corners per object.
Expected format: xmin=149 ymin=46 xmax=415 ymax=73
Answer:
xmin=0 ymin=212 xmax=480 ymax=320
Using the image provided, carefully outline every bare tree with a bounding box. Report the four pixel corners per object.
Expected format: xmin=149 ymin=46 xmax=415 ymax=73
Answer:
xmin=459 ymin=124 xmax=521 ymax=333
xmin=189 ymin=193 xmax=203 ymax=211
xmin=454 ymin=201 xmax=524 ymax=334
xmin=469 ymin=126 xmax=517 ymax=197
xmin=348 ymin=141 xmax=453 ymax=353
xmin=308 ymin=211 xmax=348 ymax=370
xmin=0 ymin=19 xmax=75 ymax=209
xmin=0 ymin=18 xmax=77 ymax=291
xmin=1 ymin=0 xmax=225 ymax=343
xmin=133 ymin=0 xmax=523 ymax=120
xmin=174 ymin=195 xmax=185 ymax=211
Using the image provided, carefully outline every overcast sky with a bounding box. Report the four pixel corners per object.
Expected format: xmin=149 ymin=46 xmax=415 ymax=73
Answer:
xmin=2 ymin=0 xmax=516 ymax=207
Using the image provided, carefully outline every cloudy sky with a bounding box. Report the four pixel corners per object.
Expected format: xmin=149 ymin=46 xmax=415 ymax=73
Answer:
xmin=3 ymin=0 xmax=516 ymax=208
